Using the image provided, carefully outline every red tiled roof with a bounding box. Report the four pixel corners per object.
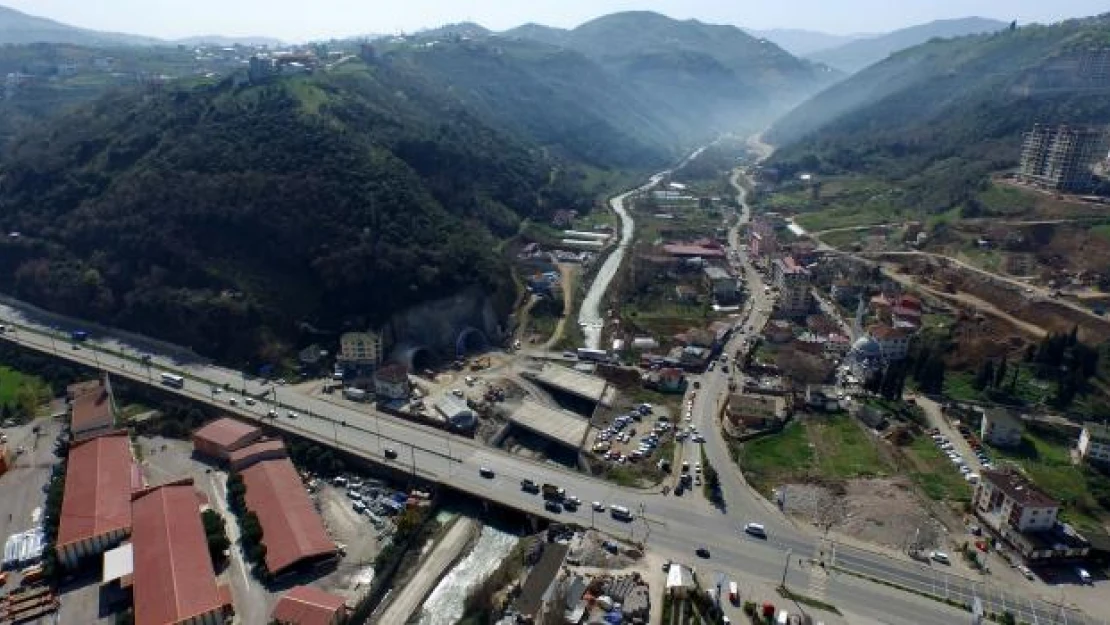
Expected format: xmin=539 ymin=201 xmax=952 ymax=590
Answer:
xmin=241 ymin=459 xmax=336 ymax=574
xmin=71 ymin=387 xmax=112 ymax=434
xmin=57 ymin=432 xmax=134 ymax=549
xmin=662 ymin=244 xmax=726 ymax=258
xmin=132 ymin=482 xmax=226 ymax=625
xmin=375 ymin=363 xmax=409 ymax=384
xmin=891 ymin=305 xmax=922 ymax=318
xmin=228 ymin=439 xmax=286 ymax=466
xmin=897 ymin=294 xmax=922 ymax=310
xmin=868 ymin=324 xmax=909 ymax=340
xmin=981 ymin=470 xmax=1058 ymax=508
xmin=271 ymin=585 xmax=347 ymax=625
xmin=192 ymin=417 xmax=260 ymax=450
xmin=66 ymin=379 xmax=102 ymax=399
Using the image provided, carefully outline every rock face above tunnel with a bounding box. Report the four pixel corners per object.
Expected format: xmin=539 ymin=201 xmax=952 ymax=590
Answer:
xmin=385 ymin=287 xmax=503 ymax=367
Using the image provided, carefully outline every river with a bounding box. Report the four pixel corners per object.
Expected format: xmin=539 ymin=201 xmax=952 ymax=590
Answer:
xmin=415 ymin=524 xmax=519 ymax=625
xmin=577 ymin=144 xmax=715 ymax=349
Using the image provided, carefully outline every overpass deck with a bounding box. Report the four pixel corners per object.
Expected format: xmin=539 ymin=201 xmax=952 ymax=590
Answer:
xmin=507 ymin=399 xmax=591 ymax=450
xmin=526 ymin=363 xmax=614 ymax=407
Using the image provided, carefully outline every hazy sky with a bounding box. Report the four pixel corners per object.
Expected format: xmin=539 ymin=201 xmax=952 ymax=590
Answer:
xmin=10 ymin=0 xmax=1108 ymax=41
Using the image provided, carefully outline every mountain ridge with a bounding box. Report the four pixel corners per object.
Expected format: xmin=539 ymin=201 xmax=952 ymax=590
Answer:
xmin=806 ymin=16 xmax=1009 ymax=73
xmin=767 ymin=15 xmax=1110 ymax=211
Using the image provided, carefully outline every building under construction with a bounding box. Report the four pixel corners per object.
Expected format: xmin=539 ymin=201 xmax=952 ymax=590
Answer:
xmin=1019 ymin=123 xmax=1110 ymax=192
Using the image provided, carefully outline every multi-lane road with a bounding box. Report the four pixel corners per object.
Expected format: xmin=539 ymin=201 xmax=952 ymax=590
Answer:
xmin=0 ymin=166 xmax=1096 ymax=624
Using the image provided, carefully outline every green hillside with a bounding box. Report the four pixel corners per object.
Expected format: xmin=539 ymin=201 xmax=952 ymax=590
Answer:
xmin=767 ymin=15 xmax=1110 ymax=212
xmin=0 ymin=5 xmax=160 ymax=46
xmin=505 ymin=11 xmax=839 ymax=137
xmin=805 ymin=17 xmax=1007 ymax=74
xmin=0 ymin=61 xmax=590 ymax=363
xmin=379 ymin=36 xmax=678 ymax=169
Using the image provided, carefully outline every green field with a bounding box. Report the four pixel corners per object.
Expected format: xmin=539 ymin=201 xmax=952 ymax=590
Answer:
xmin=943 ymin=366 xmax=1050 ymax=407
xmin=0 ymin=366 xmax=52 ymax=422
xmin=905 ymin=437 xmax=972 ymax=502
xmin=735 ymin=415 xmax=891 ymax=495
xmin=986 ymin=428 xmax=1110 ymax=532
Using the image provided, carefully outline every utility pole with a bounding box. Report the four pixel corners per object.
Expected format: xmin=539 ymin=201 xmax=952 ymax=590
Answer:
xmin=781 ymin=548 xmax=793 ymax=589
xmin=375 ymin=412 xmax=382 ymax=449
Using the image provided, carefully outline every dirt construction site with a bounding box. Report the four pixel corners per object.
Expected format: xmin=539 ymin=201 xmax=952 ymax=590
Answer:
xmin=880 ymin=254 xmax=1110 ymax=343
xmin=780 ymin=479 xmax=949 ymax=553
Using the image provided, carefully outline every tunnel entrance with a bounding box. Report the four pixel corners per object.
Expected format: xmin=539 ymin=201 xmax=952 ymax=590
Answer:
xmin=455 ymin=327 xmax=488 ymax=358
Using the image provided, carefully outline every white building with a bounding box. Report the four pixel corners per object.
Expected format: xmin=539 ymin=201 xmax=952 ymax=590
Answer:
xmin=338 ymin=331 xmax=383 ymax=368
xmin=771 ymin=256 xmax=810 ymax=317
xmin=974 ymin=470 xmax=1058 ymax=534
xmin=373 ymin=364 xmax=410 ymax=401
xmin=866 ymin=324 xmax=910 ymax=361
xmin=980 ymin=409 xmax=1023 ymax=448
xmin=1078 ymin=422 xmax=1110 ymax=465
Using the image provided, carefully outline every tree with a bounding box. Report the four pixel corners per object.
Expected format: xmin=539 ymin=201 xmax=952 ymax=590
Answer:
xmin=974 ymin=360 xmax=995 ymax=391
xmin=201 ymin=509 xmax=231 ymax=565
xmin=994 ymin=357 xmax=1008 ymax=389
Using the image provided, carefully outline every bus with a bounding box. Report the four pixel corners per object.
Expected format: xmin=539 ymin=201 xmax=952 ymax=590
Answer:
xmin=576 ymin=347 xmax=610 ymax=363
xmin=609 ymin=505 xmax=633 ymax=522
xmin=160 ymin=372 xmax=185 ymax=389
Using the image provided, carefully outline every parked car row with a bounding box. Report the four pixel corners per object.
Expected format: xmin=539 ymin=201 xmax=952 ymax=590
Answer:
xmin=930 ymin=430 xmax=981 ymax=482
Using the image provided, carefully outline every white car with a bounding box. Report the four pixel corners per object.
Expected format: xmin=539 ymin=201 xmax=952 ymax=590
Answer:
xmin=592 ymin=501 xmax=606 ymax=512
xmin=744 ymin=522 xmax=767 ymax=538
xmin=929 ymin=551 xmax=951 ymax=565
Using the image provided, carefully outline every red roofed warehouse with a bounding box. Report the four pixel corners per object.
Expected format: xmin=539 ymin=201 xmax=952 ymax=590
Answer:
xmin=57 ymin=431 xmax=136 ymax=569
xmin=228 ymin=439 xmax=287 ymax=472
xmin=241 ymin=458 xmax=337 ymax=576
xmin=271 ymin=585 xmax=348 ymax=625
xmin=68 ymin=376 xmax=116 ymax=442
xmin=131 ymin=481 xmax=232 ymax=625
xmin=192 ymin=417 xmax=263 ymax=462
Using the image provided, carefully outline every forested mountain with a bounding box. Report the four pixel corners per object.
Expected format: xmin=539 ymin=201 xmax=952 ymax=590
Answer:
xmin=806 ymin=17 xmax=1008 ymax=74
xmin=0 ymin=5 xmax=160 ymax=45
xmin=0 ymin=61 xmax=591 ymax=362
xmin=743 ymin=28 xmax=863 ymax=57
xmin=504 ymin=11 xmax=839 ymax=135
xmin=767 ymin=15 xmax=1110 ymax=211
xmin=378 ymin=37 xmax=678 ymax=169
xmin=500 ymin=23 xmax=571 ymax=47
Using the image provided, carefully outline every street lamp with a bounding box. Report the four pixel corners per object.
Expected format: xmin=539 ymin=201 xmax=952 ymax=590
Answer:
xmin=780 ymin=548 xmax=793 ymax=589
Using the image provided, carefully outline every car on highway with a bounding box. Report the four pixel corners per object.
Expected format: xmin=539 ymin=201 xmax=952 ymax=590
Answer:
xmin=929 ymin=551 xmax=951 ymax=565
xmin=521 ymin=479 xmax=540 ymax=493
xmin=545 ymin=500 xmax=562 ymax=513
xmin=592 ymin=501 xmax=606 ymax=512
xmin=1017 ymin=564 xmax=1036 ymax=581
xmin=696 ymin=546 xmax=710 ymax=558
xmin=744 ymin=522 xmax=767 ymax=538
xmin=1077 ymin=567 xmax=1092 ymax=584
xmin=244 ymin=398 xmax=256 ymax=406
xmin=384 ymin=448 xmax=398 ymax=460
xmin=479 ymin=467 xmax=495 ymax=479
xmin=287 ymin=411 xmax=299 ymax=419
